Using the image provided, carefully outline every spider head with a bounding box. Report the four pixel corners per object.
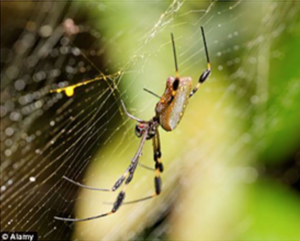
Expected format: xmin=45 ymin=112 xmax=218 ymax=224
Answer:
xmin=135 ymin=123 xmax=147 ymax=138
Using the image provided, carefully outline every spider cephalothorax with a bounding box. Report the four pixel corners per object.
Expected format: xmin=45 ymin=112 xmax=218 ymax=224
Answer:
xmin=135 ymin=120 xmax=158 ymax=140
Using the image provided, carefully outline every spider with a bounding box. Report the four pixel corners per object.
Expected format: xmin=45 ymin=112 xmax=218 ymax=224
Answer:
xmin=54 ymin=26 xmax=211 ymax=222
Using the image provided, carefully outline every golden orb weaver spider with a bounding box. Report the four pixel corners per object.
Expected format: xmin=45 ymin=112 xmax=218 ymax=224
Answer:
xmin=54 ymin=26 xmax=211 ymax=222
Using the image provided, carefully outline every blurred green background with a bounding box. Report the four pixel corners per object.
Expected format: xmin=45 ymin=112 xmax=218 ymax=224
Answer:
xmin=1 ymin=1 xmax=300 ymax=241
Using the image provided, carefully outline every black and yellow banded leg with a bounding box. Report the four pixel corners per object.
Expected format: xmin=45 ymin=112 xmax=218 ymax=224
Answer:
xmin=54 ymin=175 xmax=129 ymax=222
xmin=111 ymin=157 xmax=140 ymax=211
xmin=189 ymin=26 xmax=211 ymax=98
xmin=153 ymin=128 xmax=163 ymax=195
xmin=120 ymin=163 xmax=162 ymax=205
xmin=154 ymin=167 xmax=162 ymax=196
xmin=89 ymin=150 xmax=140 ymax=216
xmin=120 ymin=129 xmax=163 ymax=205
xmin=153 ymin=128 xmax=163 ymax=173
xmin=189 ymin=66 xmax=211 ymax=98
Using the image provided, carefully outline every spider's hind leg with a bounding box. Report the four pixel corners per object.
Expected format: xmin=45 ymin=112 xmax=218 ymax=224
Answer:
xmin=54 ymin=131 xmax=149 ymax=222
xmin=62 ymin=167 xmax=130 ymax=192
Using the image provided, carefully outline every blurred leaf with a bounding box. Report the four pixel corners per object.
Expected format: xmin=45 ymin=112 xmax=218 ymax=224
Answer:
xmin=241 ymin=179 xmax=300 ymax=240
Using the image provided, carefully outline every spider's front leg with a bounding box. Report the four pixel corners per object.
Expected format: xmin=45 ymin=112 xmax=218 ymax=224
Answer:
xmin=189 ymin=66 xmax=211 ymax=98
xmin=189 ymin=26 xmax=211 ymax=98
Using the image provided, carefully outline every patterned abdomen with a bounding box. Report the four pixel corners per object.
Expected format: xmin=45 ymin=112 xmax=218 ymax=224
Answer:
xmin=155 ymin=76 xmax=193 ymax=131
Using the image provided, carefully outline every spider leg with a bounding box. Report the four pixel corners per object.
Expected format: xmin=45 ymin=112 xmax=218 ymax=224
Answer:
xmin=54 ymin=131 xmax=148 ymax=222
xmin=120 ymin=128 xmax=163 ymax=205
xmin=62 ymin=176 xmax=111 ymax=191
xmin=120 ymin=100 xmax=147 ymax=123
xmin=120 ymin=168 xmax=162 ymax=205
xmin=54 ymin=212 xmax=113 ymax=222
xmin=189 ymin=26 xmax=211 ymax=98
xmin=63 ymin=161 xmax=131 ymax=192
xmin=153 ymin=128 xmax=163 ymax=172
xmin=143 ymin=88 xmax=161 ymax=99
xmin=189 ymin=68 xmax=210 ymax=98
xmin=62 ymin=121 xmax=153 ymax=192
xmin=128 ymin=125 xmax=160 ymax=175
xmin=105 ymin=165 xmax=162 ymax=206
xmin=62 ymin=167 xmax=130 ymax=192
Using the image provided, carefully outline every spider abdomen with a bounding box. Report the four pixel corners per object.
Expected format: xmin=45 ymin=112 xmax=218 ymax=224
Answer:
xmin=156 ymin=76 xmax=193 ymax=131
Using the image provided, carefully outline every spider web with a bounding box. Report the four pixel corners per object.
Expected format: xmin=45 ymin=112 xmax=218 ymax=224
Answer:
xmin=1 ymin=1 xmax=300 ymax=241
